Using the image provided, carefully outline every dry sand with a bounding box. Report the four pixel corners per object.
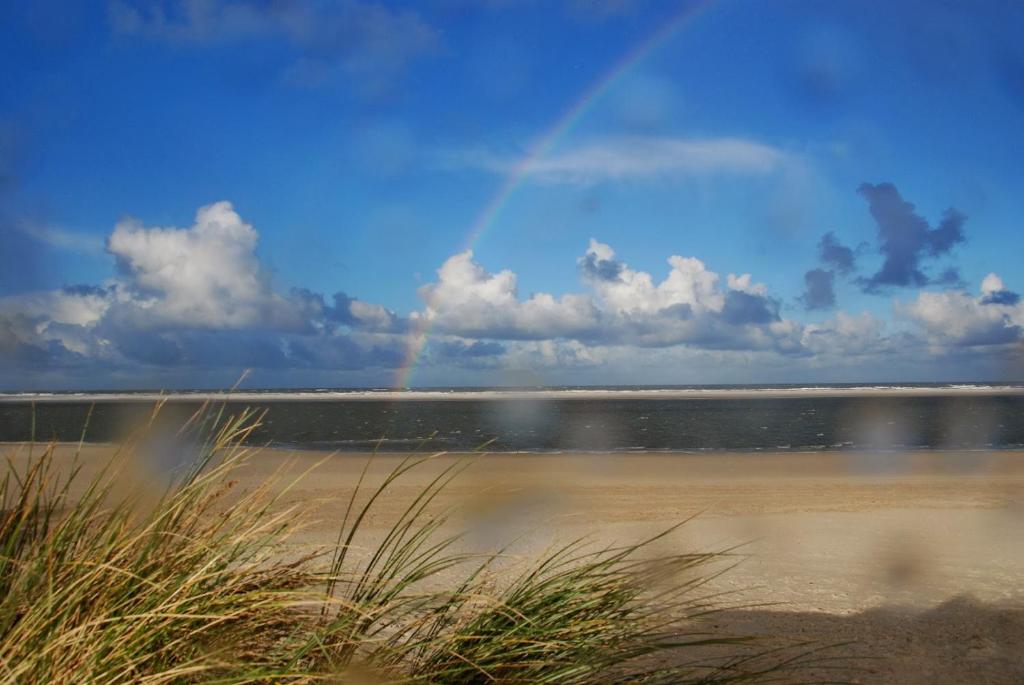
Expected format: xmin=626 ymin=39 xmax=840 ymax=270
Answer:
xmin=10 ymin=443 xmax=1024 ymax=683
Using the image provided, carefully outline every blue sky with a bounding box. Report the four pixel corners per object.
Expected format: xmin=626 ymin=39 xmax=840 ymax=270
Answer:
xmin=2 ymin=0 xmax=1023 ymax=389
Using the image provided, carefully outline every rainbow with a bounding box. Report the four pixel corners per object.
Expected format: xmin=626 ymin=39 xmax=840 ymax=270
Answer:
xmin=393 ymin=0 xmax=716 ymax=389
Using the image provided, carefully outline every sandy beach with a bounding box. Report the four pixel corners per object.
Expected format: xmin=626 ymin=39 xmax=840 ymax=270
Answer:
xmin=12 ymin=443 xmax=1024 ymax=683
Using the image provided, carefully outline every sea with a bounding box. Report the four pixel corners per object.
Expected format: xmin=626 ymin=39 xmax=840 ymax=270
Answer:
xmin=1 ymin=383 xmax=1023 ymax=453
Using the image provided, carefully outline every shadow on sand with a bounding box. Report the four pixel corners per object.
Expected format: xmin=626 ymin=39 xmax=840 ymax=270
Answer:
xmin=686 ymin=595 xmax=1024 ymax=684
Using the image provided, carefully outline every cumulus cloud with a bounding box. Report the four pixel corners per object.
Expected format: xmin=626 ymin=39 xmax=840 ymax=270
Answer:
xmin=801 ymin=311 xmax=892 ymax=358
xmin=979 ymin=273 xmax=1021 ymax=306
xmin=722 ymin=290 xmax=779 ymax=325
xmin=800 ymin=182 xmax=968 ymax=311
xmin=896 ymin=274 xmax=1023 ymax=348
xmin=799 ymin=232 xmax=857 ymax=310
xmin=857 ymin=181 xmax=966 ymax=292
xmin=579 ymin=239 xmax=727 ymax=319
xmin=108 ymin=0 xmax=438 ymax=92
xmin=326 ymin=291 xmax=407 ymax=333
xmin=0 ymin=201 xmax=409 ymax=379
xmin=106 ymin=201 xmax=308 ymax=331
xmin=417 ymin=239 xmax=800 ymax=353
xmin=428 ymin=338 xmax=508 ymax=370
xmin=4 ymin=198 xmax=1017 ymax=387
xmin=819 ymin=231 xmax=856 ymax=274
xmin=0 ymin=287 xmax=112 ymax=365
xmin=447 ymin=136 xmax=786 ymax=185
xmin=499 ymin=338 xmax=600 ymax=371
xmin=800 ymin=268 xmax=836 ymax=310
xmin=577 ymin=239 xmax=624 ymax=281
xmin=415 ymin=250 xmax=599 ymax=341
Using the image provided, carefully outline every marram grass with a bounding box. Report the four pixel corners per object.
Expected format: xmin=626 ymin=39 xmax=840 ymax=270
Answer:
xmin=0 ymin=403 xmax=842 ymax=683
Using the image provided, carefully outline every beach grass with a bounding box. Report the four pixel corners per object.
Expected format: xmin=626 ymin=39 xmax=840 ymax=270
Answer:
xmin=0 ymin=403 xmax=837 ymax=683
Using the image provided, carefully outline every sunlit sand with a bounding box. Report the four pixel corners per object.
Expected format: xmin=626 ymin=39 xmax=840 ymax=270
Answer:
xmin=26 ymin=442 xmax=1024 ymax=683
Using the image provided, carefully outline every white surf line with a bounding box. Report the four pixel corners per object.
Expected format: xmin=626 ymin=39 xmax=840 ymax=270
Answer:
xmin=2 ymin=385 xmax=1023 ymax=403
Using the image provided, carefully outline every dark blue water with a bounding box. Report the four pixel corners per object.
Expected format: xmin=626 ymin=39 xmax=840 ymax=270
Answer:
xmin=2 ymin=390 xmax=1023 ymax=452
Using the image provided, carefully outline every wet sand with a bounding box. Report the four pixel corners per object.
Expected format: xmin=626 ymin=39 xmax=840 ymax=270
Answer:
xmin=10 ymin=444 xmax=1024 ymax=683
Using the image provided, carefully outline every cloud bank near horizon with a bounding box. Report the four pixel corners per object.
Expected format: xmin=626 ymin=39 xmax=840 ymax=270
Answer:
xmin=1 ymin=192 xmax=1021 ymax=389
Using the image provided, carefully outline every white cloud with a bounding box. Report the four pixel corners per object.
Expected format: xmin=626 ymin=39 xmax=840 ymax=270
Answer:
xmin=0 ymin=286 xmax=118 ymax=359
xmin=4 ymin=201 xmax=302 ymax=344
xmin=580 ymin=239 xmax=725 ymax=317
xmin=802 ymin=311 xmax=892 ymax=357
xmin=348 ymin=300 xmax=398 ymax=330
xmin=2 ymin=288 xmax=109 ymax=328
xmin=981 ymin=273 xmax=1005 ymax=295
xmin=895 ymin=274 xmax=1023 ymax=347
xmin=4 ymin=198 xmax=1019 ymax=384
xmin=726 ymin=273 xmax=767 ymax=295
xmin=415 ymin=250 xmax=599 ymax=340
xmin=0 ymin=201 xmax=409 ymax=374
xmin=448 ymin=136 xmax=787 ymax=185
xmin=417 ymin=240 xmax=802 ymax=352
xmin=506 ymin=339 xmax=600 ymax=369
xmin=107 ymin=201 xmax=301 ymax=330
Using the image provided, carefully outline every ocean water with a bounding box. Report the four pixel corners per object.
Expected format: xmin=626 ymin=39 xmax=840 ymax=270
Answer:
xmin=2 ymin=384 xmax=1024 ymax=452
